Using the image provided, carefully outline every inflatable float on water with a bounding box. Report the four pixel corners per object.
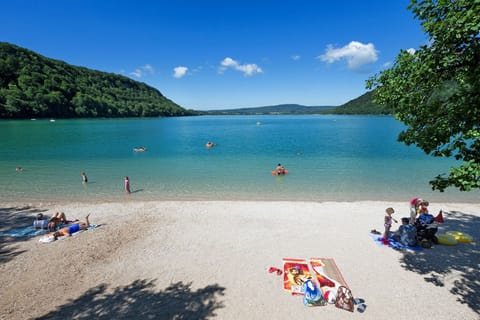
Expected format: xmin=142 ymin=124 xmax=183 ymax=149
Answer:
xmin=271 ymin=169 xmax=289 ymax=176
xmin=446 ymin=231 xmax=474 ymax=243
xmin=133 ymin=147 xmax=146 ymax=152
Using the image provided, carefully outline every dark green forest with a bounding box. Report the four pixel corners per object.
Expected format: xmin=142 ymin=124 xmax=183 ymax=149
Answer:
xmin=0 ymin=42 xmax=194 ymax=118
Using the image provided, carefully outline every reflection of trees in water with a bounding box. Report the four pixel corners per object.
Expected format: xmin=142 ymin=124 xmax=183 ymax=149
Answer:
xmin=37 ymin=280 xmax=226 ymax=320
xmin=400 ymin=210 xmax=480 ymax=314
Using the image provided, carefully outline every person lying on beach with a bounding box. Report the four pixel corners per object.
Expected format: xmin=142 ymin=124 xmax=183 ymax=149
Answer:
xmin=48 ymin=214 xmax=91 ymax=240
xmin=47 ymin=212 xmax=70 ymax=231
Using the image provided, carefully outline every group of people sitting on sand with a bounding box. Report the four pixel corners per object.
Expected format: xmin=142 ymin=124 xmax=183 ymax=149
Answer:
xmin=34 ymin=212 xmax=91 ymax=241
xmin=373 ymin=197 xmax=441 ymax=248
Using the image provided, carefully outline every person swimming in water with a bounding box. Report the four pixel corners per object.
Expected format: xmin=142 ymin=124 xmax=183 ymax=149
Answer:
xmin=275 ymin=163 xmax=286 ymax=175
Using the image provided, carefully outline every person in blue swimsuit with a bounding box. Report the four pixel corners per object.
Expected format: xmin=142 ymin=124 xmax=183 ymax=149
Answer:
xmin=49 ymin=213 xmax=91 ymax=240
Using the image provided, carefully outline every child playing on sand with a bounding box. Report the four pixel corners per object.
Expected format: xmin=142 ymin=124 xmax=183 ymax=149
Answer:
xmin=383 ymin=207 xmax=397 ymax=240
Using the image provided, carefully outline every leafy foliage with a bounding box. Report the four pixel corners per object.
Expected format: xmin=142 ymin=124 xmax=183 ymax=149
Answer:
xmin=366 ymin=0 xmax=480 ymax=191
xmin=0 ymin=42 xmax=193 ymax=118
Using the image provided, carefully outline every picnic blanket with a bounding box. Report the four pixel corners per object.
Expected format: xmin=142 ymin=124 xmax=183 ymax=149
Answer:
xmin=369 ymin=232 xmax=422 ymax=251
xmin=39 ymin=224 xmax=98 ymax=243
xmin=1 ymin=226 xmax=48 ymax=238
xmin=283 ymin=258 xmax=314 ymax=295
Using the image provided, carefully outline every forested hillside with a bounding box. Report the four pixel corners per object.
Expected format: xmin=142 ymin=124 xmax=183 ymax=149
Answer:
xmin=0 ymin=42 xmax=192 ymax=118
xmin=328 ymin=91 xmax=391 ymax=115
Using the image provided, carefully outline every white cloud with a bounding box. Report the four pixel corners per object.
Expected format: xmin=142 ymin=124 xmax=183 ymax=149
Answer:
xmin=318 ymin=41 xmax=378 ymax=71
xmin=406 ymin=48 xmax=416 ymax=55
xmin=219 ymin=57 xmax=263 ymax=76
xmin=173 ymin=66 xmax=189 ymax=78
xmin=130 ymin=70 xmax=143 ymax=78
xmin=291 ymin=55 xmax=301 ymax=61
xmin=129 ymin=64 xmax=155 ymax=78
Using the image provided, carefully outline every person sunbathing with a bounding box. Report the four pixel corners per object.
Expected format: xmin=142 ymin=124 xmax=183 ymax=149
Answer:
xmin=47 ymin=212 xmax=70 ymax=231
xmin=49 ymin=214 xmax=91 ymax=240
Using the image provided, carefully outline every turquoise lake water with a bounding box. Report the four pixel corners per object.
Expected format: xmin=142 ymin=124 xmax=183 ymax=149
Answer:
xmin=0 ymin=115 xmax=478 ymax=202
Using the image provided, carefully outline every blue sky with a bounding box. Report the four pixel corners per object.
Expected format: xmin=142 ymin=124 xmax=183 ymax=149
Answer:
xmin=1 ymin=0 xmax=427 ymax=110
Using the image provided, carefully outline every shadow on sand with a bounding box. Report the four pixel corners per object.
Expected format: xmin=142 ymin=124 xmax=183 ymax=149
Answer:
xmin=0 ymin=206 xmax=48 ymax=264
xmin=35 ymin=279 xmax=226 ymax=320
xmin=398 ymin=209 xmax=480 ymax=315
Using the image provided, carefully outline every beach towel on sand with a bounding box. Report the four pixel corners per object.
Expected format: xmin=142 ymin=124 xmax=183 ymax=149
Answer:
xmin=310 ymin=258 xmax=354 ymax=312
xmin=283 ymin=258 xmax=314 ymax=295
xmin=1 ymin=226 xmax=48 ymax=238
xmin=39 ymin=224 xmax=98 ymax=243
xmin=369 ymin=232 xmax=422 ymax=251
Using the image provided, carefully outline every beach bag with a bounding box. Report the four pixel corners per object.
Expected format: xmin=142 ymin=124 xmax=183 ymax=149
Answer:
xmin=33 ymin=219 xmax=49 ymax=229
xmin=400 ymin=224 xmax=417 ymax=246
xmin=302 ymin=280 xmax=327 ymax=307
xmin=334 ymin=286 xmax=354 ymax=312
xmin=418 ymin=213 xmax=434 ymax=226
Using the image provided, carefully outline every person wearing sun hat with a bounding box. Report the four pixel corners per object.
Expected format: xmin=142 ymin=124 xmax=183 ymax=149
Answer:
xmin=409 ymin=197 xmax=424 ymax=224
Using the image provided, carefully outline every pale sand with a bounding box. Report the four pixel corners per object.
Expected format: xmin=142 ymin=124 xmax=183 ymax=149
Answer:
xmin=0 ymin=201 xmax=479 ymax=320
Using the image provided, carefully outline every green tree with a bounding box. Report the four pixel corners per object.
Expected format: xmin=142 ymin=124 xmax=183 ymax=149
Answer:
xmin=366 ymin=0 xmax=480 ymax=192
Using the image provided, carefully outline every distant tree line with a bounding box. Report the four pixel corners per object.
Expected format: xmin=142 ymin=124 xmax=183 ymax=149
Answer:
xmin=0 ymin=42 xmax=195 ymax=119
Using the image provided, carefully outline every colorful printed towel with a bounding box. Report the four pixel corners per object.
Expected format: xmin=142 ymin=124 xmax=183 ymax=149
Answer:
xmin=283 ymin=258 xmax=314 ymax=295
xmin=310 ymin=258 xmax=354 ymax=312
xmin=369 ymin=233 xmax=422 ymax=251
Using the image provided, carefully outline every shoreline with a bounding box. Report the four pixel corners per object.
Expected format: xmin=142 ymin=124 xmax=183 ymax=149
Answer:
xmin=1 ymin=200 xmax=479 ymax=319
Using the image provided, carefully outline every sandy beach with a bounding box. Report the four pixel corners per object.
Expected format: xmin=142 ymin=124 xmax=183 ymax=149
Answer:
xmin=0 ymin=200 xmax=479 ymax=320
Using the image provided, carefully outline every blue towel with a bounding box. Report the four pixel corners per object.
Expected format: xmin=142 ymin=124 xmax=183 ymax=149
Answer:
xmin=1 ymin=226 xmax=48 ymax=238
xmin=369 ymin=233 xmax=422 ymax=251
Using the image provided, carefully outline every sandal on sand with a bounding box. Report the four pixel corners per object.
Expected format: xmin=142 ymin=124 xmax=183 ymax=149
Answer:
xmin=268 ymin=267 xmax=282 ymax=275
xmin=370 ymin=229 xmax=381 ymax=235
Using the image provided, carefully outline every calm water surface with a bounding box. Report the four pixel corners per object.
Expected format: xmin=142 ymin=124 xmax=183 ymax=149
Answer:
xmin=0 ymin=115 xmax=478 ymax=202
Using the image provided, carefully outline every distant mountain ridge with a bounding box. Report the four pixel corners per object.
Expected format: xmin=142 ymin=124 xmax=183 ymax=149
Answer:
xmin=205 ymin=91 xmax=391 ymax=115
xmin=206 ymin=104 xmax=335 ymax=115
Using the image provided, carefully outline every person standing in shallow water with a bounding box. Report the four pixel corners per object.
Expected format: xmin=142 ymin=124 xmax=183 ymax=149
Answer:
xmin=81 ymin=172 xmax=88 ymax=183
xmin=124 ymin=176 xmax=131 ymax=194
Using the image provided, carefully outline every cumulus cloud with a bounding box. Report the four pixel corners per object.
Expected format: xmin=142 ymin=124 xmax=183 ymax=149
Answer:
xmin=406 ymin=48 xmax=416 ymax=55
xmin=291 ymin=55 xmax=301 ymax=61
xmin=318 ymin=41 xmax=378 ymax=71
xmin=173 ymin=66 xmax=188 ymax=78
xmin=130 ymin=64 xmax=155 ymax=78
xmin=219 ymin=57 xmax=263 ymax=76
